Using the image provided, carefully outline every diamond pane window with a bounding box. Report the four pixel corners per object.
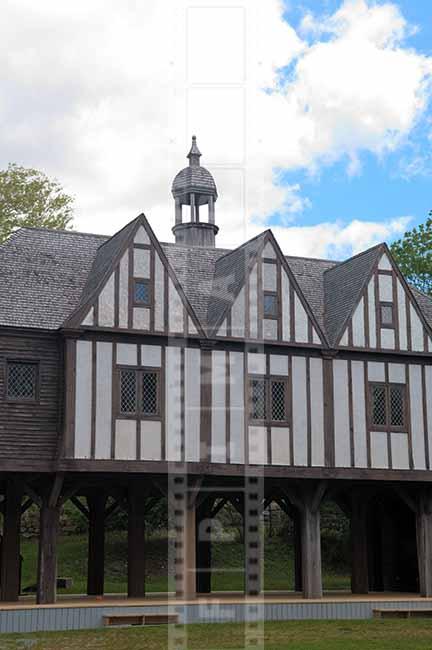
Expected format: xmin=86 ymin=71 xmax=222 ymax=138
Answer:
xmin=142 ymin=372 xmax=158 ymax=415
xmin=263 ymin=293 xmax=277 ymax=318
xmin=381 ymin=304 xmax=394 ymax=327
xmin=7 ymin=362 xmax=37 ymax=400
xmin=372 ymin=385 xmax=387 ymax=427
xmin=250 ymin=379 xmax=266 ymax=420
xmin=271 ymin=380 xmax=286 ymax=421
xmin=390 ymin=385 xmax=405 ymax=427
xmin=120 ymin=370 xmax=137 ymax=413
xmin=134 ymin=280 xmax=150 ymax=305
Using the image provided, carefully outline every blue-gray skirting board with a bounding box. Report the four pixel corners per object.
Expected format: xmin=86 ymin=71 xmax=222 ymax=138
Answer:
xmin=0 ymin=599 xmax=432 ymax=634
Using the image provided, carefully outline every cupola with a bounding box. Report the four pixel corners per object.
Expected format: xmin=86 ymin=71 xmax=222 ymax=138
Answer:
xmin=171 ymin=136 xmax=218 ymax=247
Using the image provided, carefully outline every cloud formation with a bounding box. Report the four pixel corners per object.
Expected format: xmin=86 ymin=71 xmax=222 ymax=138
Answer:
xmin=0 ymin=0 xmax=430 ymax=257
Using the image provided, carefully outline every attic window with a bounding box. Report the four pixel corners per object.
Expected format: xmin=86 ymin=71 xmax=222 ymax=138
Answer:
xmin=263 ymin=292 xmax=278 ymax=318
xmin=134 ymin=279 xmax=151 ymax=306
xmin=380 ymin=302 xmax=394 ymax=328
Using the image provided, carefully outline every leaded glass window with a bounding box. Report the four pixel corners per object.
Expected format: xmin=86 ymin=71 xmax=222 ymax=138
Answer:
xmin=134 ymin=280 xmax=150 ymax=305
xmin=370 ymin=383 xmax=405 ymax=429
xmin=390 ymin=385 xmax=405 ymax=427
xmin=6 ymin=362 xmax=37 ymax=400
xmin=372 ymin=385 xmax=387 ymax=426
xmin=249 ymin=376 xmax=288 ymax=423
xmin=380 ymin=303 xmax=394 ymax=327
xmin=263 ymin=293 xmax=278 ymax=318
xmin=120 ymin=370 xmax=137 ymax=414
xmin=142 ymin=371 xmax=158 ymax=415
xmin=250 ymin=378 xmax=266 ymax=421
xmin=271 ymin=380 xmax=286 ymax=421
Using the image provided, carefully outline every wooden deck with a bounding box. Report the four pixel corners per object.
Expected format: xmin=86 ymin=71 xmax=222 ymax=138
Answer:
xmin=0 ymin=591 xmax=431 ymax=633
xmin=0 ymin=590 xmax=428 ymax=610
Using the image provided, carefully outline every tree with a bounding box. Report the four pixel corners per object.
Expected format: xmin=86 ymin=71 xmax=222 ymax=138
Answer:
xmin=390 ymin=215 xmax=432 ymax=296
xmin=0 ymin=163 xmax=74 ymax=243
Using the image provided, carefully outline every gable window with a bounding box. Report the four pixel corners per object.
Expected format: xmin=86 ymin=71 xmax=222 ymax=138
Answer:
xmin=370 ymin=383 xmax=405 ymax=430
xmin=249 ymin=376 xmax=288 ymax=424
xmin=263 ymin=292 xmax=278 ymax=318
xmin=379 ymin=302 xmax=394 ymax=328
xmin=119 ymin=368 xmax=160 ymax=417
xmin=133 ymin=279 xmax=151 ymax=306
xmin=6 ymin=361 xmax=38 ymax=401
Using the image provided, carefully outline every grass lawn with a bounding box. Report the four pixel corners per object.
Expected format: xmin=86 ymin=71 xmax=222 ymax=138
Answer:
xmin=19 ymin=533 xmax=350 ymax=595
xmin=1 ymin=620 xmax=432 ymax=650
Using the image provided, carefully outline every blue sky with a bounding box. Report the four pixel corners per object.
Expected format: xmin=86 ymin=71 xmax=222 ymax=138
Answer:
xmin=274 ymin=0 xmax=432 ymax=239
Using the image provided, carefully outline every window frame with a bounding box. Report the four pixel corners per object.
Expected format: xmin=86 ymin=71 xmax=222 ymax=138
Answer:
xmin=5 ymin=360 xmax=39 ymax=404
xmin=263 ymin=291 xmax=279 ymax=320
xmin=379 ymin=301 xmax=395 ymax=330
xmin=248 ymin=374 xmax=289 ymax=427
xmin=132 ymin=278 xmax=152 ymax=307
xmin=117 ymin=366 xmax=161 ymax=420
xmin=368 ymin=381 xmax=406 ymax=432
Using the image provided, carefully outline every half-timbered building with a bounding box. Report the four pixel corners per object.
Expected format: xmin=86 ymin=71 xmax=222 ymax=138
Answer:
xmin=1 ymin=137 xmax=432 ymax=605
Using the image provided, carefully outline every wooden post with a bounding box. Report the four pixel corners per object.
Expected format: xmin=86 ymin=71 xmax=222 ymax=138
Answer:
xmin=37 ymin=501 xmax=60 ymax=604
xmin=283 ymin=482 xmax=326 ymax=599
xmin=381 ymin=508 xmax=396 ymax=591
xmin=87 ymin=494 xmax=107 ymax=596
xmin=351 ymin=492 xmax=369 ymax=594
xmin=1 ymin=481 xmax=23 ymax=601
xmin=416 ymin=490 xmax=432 ymax=597
xmin=293 ymin=511 xmax=303 ymax=592
xmin=208 ymin=196 xmax=215 ymax=224
xmin=196 ymin=499 xmax=212 ymax=594
xmin=127 ymin=486 xmax=146 ymax=598
xmin=244 ymin=479 xmax=264 ymax=596
xmin=175 ymin=197 xmax=182 ymax=224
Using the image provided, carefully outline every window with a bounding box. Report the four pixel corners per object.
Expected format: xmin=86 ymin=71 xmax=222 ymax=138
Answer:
xmin=119 ymin=368 xmax=159 ymax=417
xmin=249 ymin=377 xmax=288 ymax=423
xmin=370 ymin=383 xmax=405 ymax=430
xmin=380 ymin=302 xmax=394 ymax=328
xmin=6 ymin=361 xmax=38 ymax=401
xmin=133 ymin=279 xmax=151 ymax=305
xmin=263 ymin=292 xmax=278 ymax=318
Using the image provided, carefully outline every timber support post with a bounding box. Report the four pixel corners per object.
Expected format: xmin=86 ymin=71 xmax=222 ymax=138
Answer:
xmin=36 ymin=475 xmax=64 ymax=605
xmin=244 ymin=477 xmax=264 ymax=596
xmin=350 ymin=490 xmax=369 ymax=594
xmin=87 ymin=493 xmax=107 ymax=596
xmin=171 ymin=476 xmax=202 ymax=599
xmin=1 ymin=480 xmax=23 ymax=601
xmin=416 ymin=488 xmax=432 ymax=597
xmin=283 ymin=481 xmax=326 ymax=599
xmin=196 ymin=497 xmax=214 ymax=594
xmin=293 ymin=510 xmax=303 ymax=593
xmin=127 ymin=484 xmax=147 ymax=598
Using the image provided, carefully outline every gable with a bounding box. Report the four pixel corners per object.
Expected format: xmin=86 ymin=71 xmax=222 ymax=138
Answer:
xmin=67 ymin=218 xmax=203 ymax=337
xmin=216 ymin=236 xmax=324 ymax=345
xmin=338 ymin=249 xmax=432 ymax=352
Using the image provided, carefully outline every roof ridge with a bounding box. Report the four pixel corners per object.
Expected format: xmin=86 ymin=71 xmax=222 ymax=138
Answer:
xmin=285 ymin=253 xmax=339 ymax=264
xmin=323 ymin=242 xmax=383 ymax=275
xmin=214 ymin=229 xmax=270 ymax=264
xmin=13 ymin=225 xmax=108 ymax=239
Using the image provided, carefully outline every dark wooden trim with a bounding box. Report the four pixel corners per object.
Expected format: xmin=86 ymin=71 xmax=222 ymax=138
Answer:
xmin=200 ymin=349 xmax=212 ymax=463
xmin=406 ymin=364 xmax=414 ymax=470
xmin=276 ymin=259 xmax=282 ymax=341
xmin=348 ymin=360 xmax=355 ymax=468
xmin=422 ymin=364 xmax=430 ymax=470
xmin=406 ymin=292 xmax=412 ymax=352
xmin=393 ymin=273 xmax=400 ymax=351
xmin=364 ymin=361 xmax=372 ymax=468
xmin=323 ymin=358 xmax=335 ymax=467
xmin=374 ymin=270 xmax=381 ymax=350
xmin=180 ymin=346 xmax=185 ymax=462
xmin=111 ymin=343 xmax=117 ymax=460
xmin=257 ymin=257 xmax=263 ymax=341
xmin=127 ymin=245 xmax=133 ymax=330
xmin=364 ymin=290 xmax=370 ymax=349
xmin=90 ymin=340 xmax=97 ymax=459
xmin=289 ymin=282 xmax=295 ymax=343
xmin=160 ymin=345 xmax=166 ymax=461
xmin=64 ymin=338 xmax=76 ymax=458
xmin=306 ymin=356 xmax=312 ymax=467
xmin=226 ymin=351 xmax=231 ymax=465
xmin=289 ymin=354 xmax=294 ymax=466
xmin=114 ymin=266 xmax=120 ymax=329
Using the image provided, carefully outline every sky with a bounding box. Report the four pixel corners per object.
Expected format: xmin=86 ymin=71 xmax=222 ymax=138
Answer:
xmin=1 ymin=0 xmax=432 ymax=259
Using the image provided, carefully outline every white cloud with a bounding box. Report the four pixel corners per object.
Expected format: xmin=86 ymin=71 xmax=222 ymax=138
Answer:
xmin=0 ymin=0 xmax=429 ymax=258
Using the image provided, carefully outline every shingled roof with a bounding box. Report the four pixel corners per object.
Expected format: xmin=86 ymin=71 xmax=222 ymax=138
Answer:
xmin=0 ymin=221 xmax=431 ymax=341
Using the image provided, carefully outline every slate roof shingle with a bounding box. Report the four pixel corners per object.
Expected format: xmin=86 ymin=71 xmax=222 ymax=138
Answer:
xmin=1 ymin=221 xmax=431 ymax=343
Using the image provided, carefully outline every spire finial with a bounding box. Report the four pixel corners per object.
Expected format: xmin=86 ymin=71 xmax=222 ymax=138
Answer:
xmin=187 ymin=135 xmax=201 ymax=166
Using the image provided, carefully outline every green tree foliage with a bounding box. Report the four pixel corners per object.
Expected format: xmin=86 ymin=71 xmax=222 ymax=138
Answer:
xmin=390 ymin=215 xmax=432 ymax=296
xmin=0 ymin=163 xmax=74 ymax=243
